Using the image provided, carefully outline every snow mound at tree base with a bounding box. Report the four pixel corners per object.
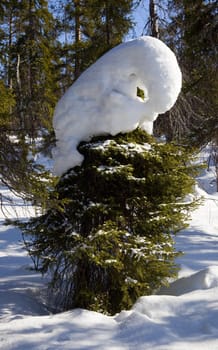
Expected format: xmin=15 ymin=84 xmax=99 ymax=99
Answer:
xmin=158 ymin=266 xmax=218 ymax=296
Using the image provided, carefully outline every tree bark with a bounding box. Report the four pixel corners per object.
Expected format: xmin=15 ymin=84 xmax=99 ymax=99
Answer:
xmin=149 ymin=0 xmax=159 ymax=38
xmin=74 ymin=0 xmax=82 ymax=80
xmin=105 ymin=0 xmax=111 ymax=46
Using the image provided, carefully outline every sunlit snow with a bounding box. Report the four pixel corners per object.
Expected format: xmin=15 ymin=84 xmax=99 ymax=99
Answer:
xmin=52 ymin=36 xmax=182 ymax=175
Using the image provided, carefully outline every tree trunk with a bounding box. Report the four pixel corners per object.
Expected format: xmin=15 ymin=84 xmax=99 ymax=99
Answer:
xmin=74 ymin=0 xmax=82 ymax=80
xmin=149 ymin=0 xmax=159 ymax=38
xmin=105 ymin=0 xmax=111 ymax=46
xmin=8 ymin=11 xmax=13 ymax=90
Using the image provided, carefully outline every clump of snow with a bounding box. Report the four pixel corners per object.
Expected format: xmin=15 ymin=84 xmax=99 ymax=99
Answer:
xmin=52 ymin=36 xmax=182 ymax=175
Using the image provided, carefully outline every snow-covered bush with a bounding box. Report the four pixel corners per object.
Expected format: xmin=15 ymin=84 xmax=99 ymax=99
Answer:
xmin=22 ymin=129 xmax=199 ymax=314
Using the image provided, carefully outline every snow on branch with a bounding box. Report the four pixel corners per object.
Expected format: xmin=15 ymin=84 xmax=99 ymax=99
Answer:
xmin=52 ymin=36 xmax=182 ymax=175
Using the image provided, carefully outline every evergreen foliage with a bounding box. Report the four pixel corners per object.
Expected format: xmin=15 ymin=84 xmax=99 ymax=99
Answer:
xmin=0 ymin=0 xmax=60 ymax=137
xmin=0 ymin=0 xmax=134 ymax=204
xmin=154 ymin=0 xmax=218 ymax=145
xmin=22 ymin=129 xmax=199 ymax=314
xmin=57 ymin=0 xmax=134 ymax=83
xmin=0 ymin=80 xmax=15 ymax=128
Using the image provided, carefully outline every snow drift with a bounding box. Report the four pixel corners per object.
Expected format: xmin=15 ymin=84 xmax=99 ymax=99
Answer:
xmin=52 ymin=36 xmax=182 ymax=175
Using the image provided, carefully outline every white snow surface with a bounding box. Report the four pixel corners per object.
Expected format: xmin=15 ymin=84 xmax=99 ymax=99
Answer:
xmin=0 ymin=146 xmax=218 ymax=349
xmin=53 ymin=36 xmax=182 ymax=175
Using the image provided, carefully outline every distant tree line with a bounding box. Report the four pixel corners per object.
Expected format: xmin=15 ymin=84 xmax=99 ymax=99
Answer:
xmin=151 ymin=0 xmax=218 ymax=145
xmin=0 ymin=0 xmax=134 ymax=199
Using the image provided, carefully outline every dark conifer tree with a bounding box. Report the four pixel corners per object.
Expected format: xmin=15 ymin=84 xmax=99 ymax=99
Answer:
xmin=154 ymin=0 xmax=218 ymax=144
xmin=0 ymin=0 xmax=60 ymax=137
xmin=0 ymin=1 xmax=60 ymax=202
xmin=136 ymin=1 xmax=217 ymax=145
xmin=58 ymin=0 xmax=134 ymax=84
xmin=22 ymin=129 xmax=199 ymax=314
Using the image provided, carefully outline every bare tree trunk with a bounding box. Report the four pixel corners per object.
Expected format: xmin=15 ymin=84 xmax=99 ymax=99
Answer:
xmin=74 ymin=0 xmax=82 ymax=80
xmin=16 ymin=53 xmax=25 ymax=130
xmin=16 ymin=54 xmax=21 ymax=91
xmin=105 ymin=0 xmax=111 ymax=46
xmin=149 ymin=0 xmax=159 ymax=38
xmin=8 ymin=11 xmax=13 ymax=90
xmin=28 ymin=0 xmax=34 ymax=99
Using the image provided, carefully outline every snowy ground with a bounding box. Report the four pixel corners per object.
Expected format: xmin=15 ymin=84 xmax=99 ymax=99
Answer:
xmin=0 ymin=151 xmax=218 ymax=350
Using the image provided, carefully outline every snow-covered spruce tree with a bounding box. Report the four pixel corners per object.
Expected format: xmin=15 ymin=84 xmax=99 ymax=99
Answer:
xmin=22 ymin=129 xmax=199 ymax=315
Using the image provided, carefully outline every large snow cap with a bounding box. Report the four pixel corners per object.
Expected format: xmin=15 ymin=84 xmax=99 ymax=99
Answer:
xmin=53 ymin=36 xmax=182 ymax=175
